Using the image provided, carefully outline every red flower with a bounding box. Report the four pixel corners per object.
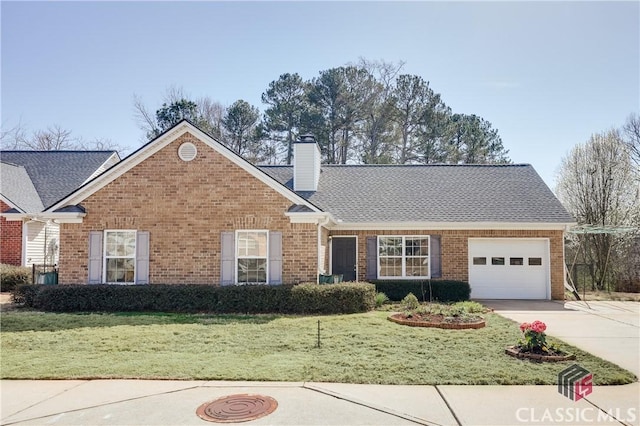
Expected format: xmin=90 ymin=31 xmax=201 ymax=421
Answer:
xmin=519 ymin=322 xmax=531 ymax=332
xmin=530 ymin=320 xmax=547 ymax=334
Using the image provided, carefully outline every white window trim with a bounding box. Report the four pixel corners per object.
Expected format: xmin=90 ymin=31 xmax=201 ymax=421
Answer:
xmin=377 ymin=235 xmax=431 ymax=280
xmin=235 ymin=230 xmax=269 ymax=284
xmin=103 ymin=229 xmax=137 ymax=285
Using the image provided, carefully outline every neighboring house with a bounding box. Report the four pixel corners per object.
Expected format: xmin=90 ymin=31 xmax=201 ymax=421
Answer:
xmin=0 ymin=151 xmax=120 ymax=266
xmin=19 ymin=121 xmax=574 ymax=299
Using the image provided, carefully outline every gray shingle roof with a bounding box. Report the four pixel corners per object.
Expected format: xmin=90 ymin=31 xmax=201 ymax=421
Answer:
xmin=0 ymin=151 xmax=117 ymax=209
xmin=259 ymin=164 xmax=574 ymax=224
xmin=0 ymin=161 xmax=44 ymax=213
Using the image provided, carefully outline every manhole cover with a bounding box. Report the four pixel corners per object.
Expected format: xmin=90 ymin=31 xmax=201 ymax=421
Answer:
xmin=196 ymin=394 xmax=278 ymax=423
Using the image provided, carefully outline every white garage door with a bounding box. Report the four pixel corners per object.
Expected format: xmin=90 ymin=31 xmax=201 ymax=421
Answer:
xmin=468 ymin=238 xmax=550 ymax=299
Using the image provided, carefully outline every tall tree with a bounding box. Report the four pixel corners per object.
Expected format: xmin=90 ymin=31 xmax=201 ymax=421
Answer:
xmin=155 ymin=99 xmax=201 ymax=134
xmin=261 ymin=73 xmax=307 ymax=165
xmin=306 ymin=68 xmax=346 ymax=164
xmin=336 ymin=66 xmax=377 ymax=164
xmin=194 ymin=96 xmax=226 ymax=142
xmin=133 ymin=86 xmax=225 ymax=142
xmin=356 ymin=59 xmax=404 ymax=164
xmin=415 ymin=103 xmax=451 ymax=164
xmin=392 ymin=75 xmax=433 ymax=164
xmin=222 ymin=99 xmax=261 ymax=159
xmin=556 ymin=129 xmax=639 ymax=290
xmin=442 ymin=114 xmax=509 ymax=164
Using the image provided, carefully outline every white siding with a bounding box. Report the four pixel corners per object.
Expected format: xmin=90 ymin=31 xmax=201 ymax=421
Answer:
xmin=293 ymin=142 xmax=321 ymax=191
xmin=24 ymin=221 xmax=60 ymax=266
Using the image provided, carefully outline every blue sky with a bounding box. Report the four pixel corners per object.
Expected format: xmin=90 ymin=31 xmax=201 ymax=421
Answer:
xmin=2 ymin=1 xmax=638 ymax=190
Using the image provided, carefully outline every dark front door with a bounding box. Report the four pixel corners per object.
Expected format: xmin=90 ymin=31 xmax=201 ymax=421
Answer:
xmin=332 ymin=237 xmax=357 ymax=281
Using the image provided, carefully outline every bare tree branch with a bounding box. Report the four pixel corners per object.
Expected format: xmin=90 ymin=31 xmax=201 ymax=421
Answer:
xmin=28 ymin=125 xmax=75 ymax=150
xmin=1 ymin=121 xmax=126 ymax=155
xmin=0 ymin=119 xmax=28 ymax=149
xmin=622 ymin=113 xmax=640 ymax=168
xmin=75 ymin=136 xmax=130 ymax=156
xmin=163 ymin=85 xmax=188 ymax=104
xmin=132 ymin=94 xmax=159 ymax=142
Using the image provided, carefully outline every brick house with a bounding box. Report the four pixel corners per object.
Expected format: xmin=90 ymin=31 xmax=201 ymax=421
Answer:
xmin=31 ymin=120 xmax=574 ymax=299
xmin=1 ymin=151 xmax=120 ymax=267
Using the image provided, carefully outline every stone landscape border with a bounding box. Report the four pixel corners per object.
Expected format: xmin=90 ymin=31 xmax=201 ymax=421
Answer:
xmin=505 ymin=346 xmax=576 ymax=362
xmin=387 ymin=314 xmax=486 ymax=329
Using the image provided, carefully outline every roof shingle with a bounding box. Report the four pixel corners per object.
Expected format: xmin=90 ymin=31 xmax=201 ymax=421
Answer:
xmin=260 ymin=164 xmax=574 ymax=224
xmin=0 ymin=151 xmax=117 ymax=209
xmin=0 ymin=161 xmax=44 ymax=213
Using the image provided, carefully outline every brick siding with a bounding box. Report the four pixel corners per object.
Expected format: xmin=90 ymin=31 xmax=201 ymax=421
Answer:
xmin=56 ymin=130 xmax=567 ymax=300
xmin=0 ymin=200 xmax=22 ymax=265
xmin=330 ymin=229 xmax=566 ymax=300
xmin=59 ymin=133 xmax=317 ymax=285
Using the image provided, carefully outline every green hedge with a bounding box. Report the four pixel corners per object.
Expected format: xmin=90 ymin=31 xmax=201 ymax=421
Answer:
xmin=290 ymin=283 xmax=376 ymax=314
xmin=12 ymin=283 xmax=40 ymax=306
xmin=369 ymin=280 xmax=470 ymax=302
xmin=11 ymin=282 xmax=376 ymax=314
xmin=1 ymin=264 xmax=32 ymax=292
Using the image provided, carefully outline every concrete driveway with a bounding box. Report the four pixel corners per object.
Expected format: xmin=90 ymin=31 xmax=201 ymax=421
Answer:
xmin=482 ymin=300 xmax=640 ymax=377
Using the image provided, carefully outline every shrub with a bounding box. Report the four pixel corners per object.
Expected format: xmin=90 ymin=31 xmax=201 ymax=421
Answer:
xmin=409 ymin=301 xmax=485 ymax=323
xmin=374 ymin=292 xmax=389 ymax=308
xmin=289 ymin=282 xmax=376 ymax=314
xmin=15 ymin=282 xmax=376 ymax=315
xmin=401 ymin=293 xmax=420 ymax=310
xmin=453 ymin=301 xmax=487 ymax=314
xmin=370 ymin=279 xmax=470 ymax=302
xmin=616 ymin=278 xmax=640 ymax=293
xmin=11 ymin=284 xmax=40 ymax=306
xmin=1 ymin=264 xmax=32 ymax=292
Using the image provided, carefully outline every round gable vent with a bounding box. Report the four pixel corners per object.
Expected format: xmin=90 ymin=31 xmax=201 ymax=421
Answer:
xmin=178 ymin=142 xmax=197 ymax=161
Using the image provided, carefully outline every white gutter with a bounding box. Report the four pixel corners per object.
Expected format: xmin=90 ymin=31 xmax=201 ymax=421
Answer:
xmin=328 ymin=221 xmax=577 ymax=231
xmin=316 ymin=215 xmax=333 ymax=283
xmin=1 ymin=212 xmax=86 ymax=223
xmin=284 ymin=211 xmax=331 ymax=224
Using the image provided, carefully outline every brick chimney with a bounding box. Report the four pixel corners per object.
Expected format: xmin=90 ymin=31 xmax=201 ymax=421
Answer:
xmin=293 ymin=134 xmax=321 ymax=192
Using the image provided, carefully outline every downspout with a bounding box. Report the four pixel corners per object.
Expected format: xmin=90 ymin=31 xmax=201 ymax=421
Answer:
xmin=21 ymin=221 xmax=27 ymax=266
xmin=317 ymin=215 xmax=331 ymax=284
xmin=43 ymin=222 xmax=47 ymax=264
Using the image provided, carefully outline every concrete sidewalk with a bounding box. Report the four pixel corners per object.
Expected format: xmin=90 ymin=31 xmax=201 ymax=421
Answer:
xmin=1 ymin=380 xmax=639 ymax=425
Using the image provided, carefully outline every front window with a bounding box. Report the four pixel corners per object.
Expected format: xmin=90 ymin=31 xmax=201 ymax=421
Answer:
xmin=104 ymin=230 xmax=136 ymax=283
xmin=378 ymin=236 xmax=430 ymax=279
xmin=236 ymin=230 xmax=268 ymax=283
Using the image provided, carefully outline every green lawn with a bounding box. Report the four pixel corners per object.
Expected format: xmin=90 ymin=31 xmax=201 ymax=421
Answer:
xmin=0 ymin=310 xmax=635 ymax=385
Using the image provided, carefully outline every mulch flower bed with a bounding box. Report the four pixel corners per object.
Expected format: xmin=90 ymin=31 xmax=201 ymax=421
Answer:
xmin=505 ymin=345 xmax=575 ymax=362
xmin=388 ymin=313 xmax=486 ymax=329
